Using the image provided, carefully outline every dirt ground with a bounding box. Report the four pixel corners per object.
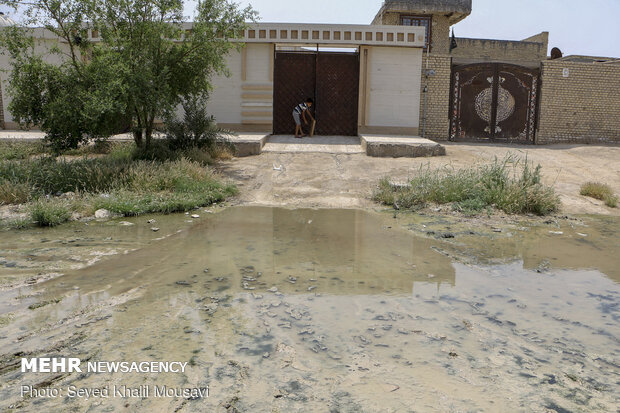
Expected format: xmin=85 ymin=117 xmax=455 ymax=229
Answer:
xmin=218 ymin=142 xmax=620 ymax=216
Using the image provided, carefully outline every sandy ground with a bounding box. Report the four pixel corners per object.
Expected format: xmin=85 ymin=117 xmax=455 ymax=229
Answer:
xmin=218 ymin=142 xmax=620 ymax=216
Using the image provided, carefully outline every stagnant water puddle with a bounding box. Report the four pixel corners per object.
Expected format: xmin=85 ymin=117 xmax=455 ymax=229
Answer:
xmin=0 ymin=207 xmax=618 ymax=412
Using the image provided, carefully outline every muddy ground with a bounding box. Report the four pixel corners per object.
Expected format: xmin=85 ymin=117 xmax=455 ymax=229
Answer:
xmin=1 ymin=141 xmax=619 ymax=412
xmin=218 ymin=142 xmax=620 ymax=216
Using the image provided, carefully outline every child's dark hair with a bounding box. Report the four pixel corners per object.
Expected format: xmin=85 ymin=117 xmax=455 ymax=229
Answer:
xmin=306 ymin=97 xmax=314 ymax=104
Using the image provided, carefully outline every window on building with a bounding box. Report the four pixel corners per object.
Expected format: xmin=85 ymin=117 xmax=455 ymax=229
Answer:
xmin=400 ymin=15 xmax=432 ymax=50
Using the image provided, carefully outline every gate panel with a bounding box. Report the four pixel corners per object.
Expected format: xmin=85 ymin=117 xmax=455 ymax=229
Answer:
xmin=315 ymin=53 xmax=359 ymax=136
xmin=495 ymin=64 xmax=539 ymax=141
xmin=450 ymin=64 xmax=496 ymax=140
xmin=273 ymin=52 xmax=316 ymax=135
xmin=450 ymin=63 xmax=539 ymax=143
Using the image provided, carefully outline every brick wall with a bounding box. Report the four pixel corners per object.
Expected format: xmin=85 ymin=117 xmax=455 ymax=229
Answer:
xmin=419 ymin=54 xmax=452 ymax=140
xmin=452 ymin=36 xmax=547 ymax=67
xmin=537 ymin=60 xmax=620 ymax=144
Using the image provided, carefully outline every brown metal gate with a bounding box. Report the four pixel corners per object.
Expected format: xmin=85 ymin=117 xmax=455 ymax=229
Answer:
xmin=450 ymin=63 xmax=539 ymax=143
xmin=273 ymin=51 xmax=359 ymax=136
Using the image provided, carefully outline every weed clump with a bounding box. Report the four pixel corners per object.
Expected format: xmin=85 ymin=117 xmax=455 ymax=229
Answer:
xmin=580 ymin=182 xmax=618 ymax=208
xmin=30 ymin=199 xmax=71 ymax=227
xmin=374 ymin=156 xmax=560 ymax=216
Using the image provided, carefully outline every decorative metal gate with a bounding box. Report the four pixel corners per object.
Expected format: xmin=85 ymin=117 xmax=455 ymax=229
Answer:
xmin=450 ymin=63 xmax=539 ymax=143
xmin=273 ymin=51 xmax=359 ymax=136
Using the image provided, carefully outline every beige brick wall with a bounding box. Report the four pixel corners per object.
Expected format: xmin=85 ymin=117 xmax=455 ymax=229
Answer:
xmin=537 ymin=60 xmax=620 ymax=144
xmin=452 ymin=37 xmax=546 ymax=67
xmin=430 ymin=15 xmax=450 ymax=55
xmin=419 ymin=55 xmax=452 ymax=140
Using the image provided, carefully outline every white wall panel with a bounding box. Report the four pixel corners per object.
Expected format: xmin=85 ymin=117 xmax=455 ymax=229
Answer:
xmin=367 ymin=47 xmax=422 ymax=128
xmin=206 ymin=51 xmax=243 ymax=124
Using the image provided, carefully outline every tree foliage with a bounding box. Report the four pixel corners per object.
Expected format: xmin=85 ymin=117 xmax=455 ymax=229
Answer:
xmin=164 ymin=93 xmax=229 ymax=150
xmin=0 ymin=0 xmax=255 ymax=150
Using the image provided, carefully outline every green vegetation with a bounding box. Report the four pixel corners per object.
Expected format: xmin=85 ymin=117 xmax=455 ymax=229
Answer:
xmin=29 ymin=199 xmax=71 ymax=227
xmin=0 ymin=0 xmax=254 ymax=150
xmin=374 ymin=156 xmax=560 ymax=216
xmin=0 ymin=140 xmax=47 ymax=160
xmin=580 ymin=182 xmax=618 ymax=208
xmin=0 ymin=141 xmax=236 ymax=228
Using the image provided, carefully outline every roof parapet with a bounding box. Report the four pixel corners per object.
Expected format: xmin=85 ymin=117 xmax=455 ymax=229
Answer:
xmin=373 ymin=0 xmax=472 ymax=25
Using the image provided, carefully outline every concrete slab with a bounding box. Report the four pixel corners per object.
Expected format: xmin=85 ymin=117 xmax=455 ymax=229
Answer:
xmin=0 ymin=130 xmax=46 ymax=140
xmin=263 ymin=135 xmax=364 ymax=154
xmin=361 ymin=134 xmax=446 ymax=158
xmin=0 ymin=131 xmax=136 ymax=141
xmin=226 ymin=133 xmax=269 ymax=157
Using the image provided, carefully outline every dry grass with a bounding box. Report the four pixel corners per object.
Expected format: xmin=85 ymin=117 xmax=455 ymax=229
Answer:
xmin=580 ymin=182 xmax=618 ymax=208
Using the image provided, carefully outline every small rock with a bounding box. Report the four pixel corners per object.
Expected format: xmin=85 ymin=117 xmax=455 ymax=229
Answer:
xmin=176 ymin=281 xmax=191 ymax=286
xmin=147 ymin=219 xmax=156 ymax=224
xmin=263 ymin=352 xmax=270 ymax=358
xmin=549 ymin=231 xmax=564 ymax=235
xmin=191 ymin=214 xmax=200 ymax=219
xmin=267 ymin=287 xmax=278 ymax=293
xmin=492 ymin=228 xmax=502 ymax=233
xmin=118 ymin=221 xmax=134 ymax=226
xmin=95 ymin=209 xmax=111 ymax=219
xmin=307 ymin=286 xmax=317 ymax=291
xmin=151 ymin=227 xmax=160 ymax=232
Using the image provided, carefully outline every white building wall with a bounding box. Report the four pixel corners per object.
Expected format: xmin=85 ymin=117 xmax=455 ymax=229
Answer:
xmin=207 ymin=43 xmax=273 ymax=131
xmin=366 ymin=47 xmax=422 ymax=130
xmin=206 ymin=50 xmax=243 ymax=124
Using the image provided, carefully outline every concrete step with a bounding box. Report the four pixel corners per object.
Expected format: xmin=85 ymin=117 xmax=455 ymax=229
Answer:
xmin=262 ymin=135 xmax=364 ymax=154
xmin=360 ymin=134 xmax=446 ymax=158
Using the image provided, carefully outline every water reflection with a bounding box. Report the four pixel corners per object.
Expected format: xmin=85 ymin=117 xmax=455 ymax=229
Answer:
xmin=0 ymin=208 xmax=618 ymax=412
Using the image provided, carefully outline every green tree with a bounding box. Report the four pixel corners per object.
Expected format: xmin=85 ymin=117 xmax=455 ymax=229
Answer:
xmin=0 ymin=0 xmax=254 ymax=149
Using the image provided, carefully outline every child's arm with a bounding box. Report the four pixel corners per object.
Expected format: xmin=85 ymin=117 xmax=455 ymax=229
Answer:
xmin=305 ymin=108 xmax=315 ymax=122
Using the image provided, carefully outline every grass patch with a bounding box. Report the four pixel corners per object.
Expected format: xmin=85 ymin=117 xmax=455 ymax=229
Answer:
xmin=374 ymin=156 xmax=560 ymax=216
xmin=30 ymin=199 xmax=71 ymax=227
xmin=0 ymin=181 xmax=31 ymax=204
xmin=0 ymin=141 xmax=47 ymax=161
xmin=580 ymin=182 xmax=618 ymax=208
xmin=0 ymin=141 xmax=237 ymax=228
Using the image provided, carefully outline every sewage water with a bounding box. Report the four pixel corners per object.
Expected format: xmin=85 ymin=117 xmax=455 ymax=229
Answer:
xmin=0 ymin=207 xmax=618 ymax=412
